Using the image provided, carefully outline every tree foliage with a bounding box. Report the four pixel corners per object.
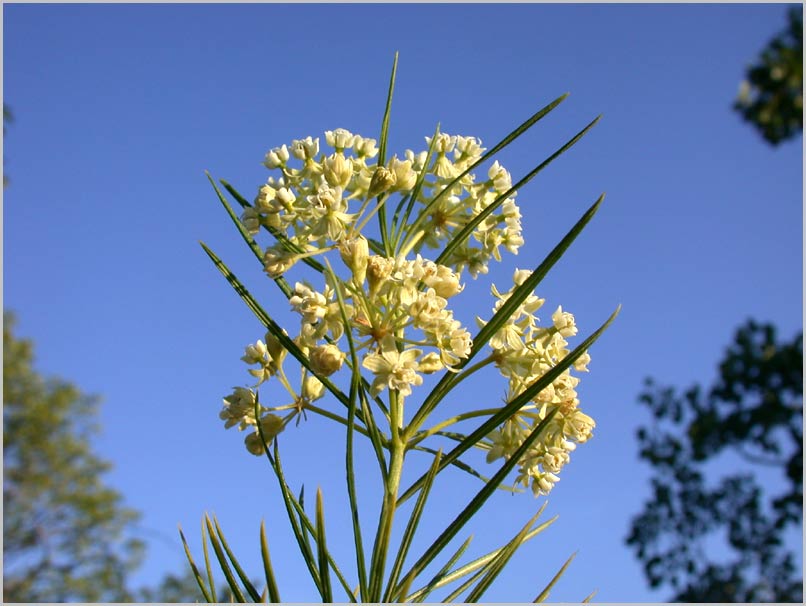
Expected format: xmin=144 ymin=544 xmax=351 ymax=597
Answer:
xmin=3 ymin=312 xmax=145 ymax=602
xmin=734 ymin=7 xmax=803 ymax=145
xmin=627 ymin=320 xmax=803 ymax=602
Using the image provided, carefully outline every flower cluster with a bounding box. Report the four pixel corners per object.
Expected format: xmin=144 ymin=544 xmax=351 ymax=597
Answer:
xmin=217 ymin=127 xmax=593 ymax=496
xmin=251 ymin=129 xmax=523 ymax=278
xmin=482 ymin=270 xmax=593 ymax=496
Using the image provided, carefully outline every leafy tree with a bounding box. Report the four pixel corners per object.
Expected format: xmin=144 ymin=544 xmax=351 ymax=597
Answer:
xmin=734 ymin=7 xmax=803 ymax=145
xmin=136 ymin=569 xmax=205 ymax=602
xmin=627 ymin=320 xmax=803 ymax=602
xmin=3 ymin=312 xmax=146 ymax=601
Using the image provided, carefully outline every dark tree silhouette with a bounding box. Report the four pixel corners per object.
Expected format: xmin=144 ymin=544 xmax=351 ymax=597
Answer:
xmin=627 ymin=320 xmax=803 ymax=602
xmin=734 ymin=7 xmax=803 ymax=145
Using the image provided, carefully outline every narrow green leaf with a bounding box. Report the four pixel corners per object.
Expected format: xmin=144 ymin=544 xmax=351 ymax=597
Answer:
xmin=582 ymin=589 xmax=598 ymax=603
xmin=394 ymin=407 xmax=562 ymax=595
xmin=383 ymin=449 xmax=443 ymax=601
xmin=399 ymin=305 xmax=620 ymax=505
xmin=435 ymin=115 xmax=601 ymax=267
xmin=376 ymin=52 xmax=399 ymax=253
xmin=409 ymin=535 xmax=473 ymax=603
xmin=405 ymin=93 xmax=570 ymax=240
xmin=211 ymin=515 xmax=263 ymax=602
xmin=409 ymin=192 xmax=604 ymax=432
xmin=204 ymin=514 xmax=247 ymax=602
xmin=315 ymin=488 xmax=334 ymax=602
xmin=259 ymin=521 xmax=281 ymax=603
xmin=201 ymin=517 xmax=216 ymax=601
xmin=178 ymin=526 xmax=214 ymax=603
xmin=465 ymin=510 xmax=543 ymax=602
xmin=533 ymin=551 xmax=577 ymax=602
xmin=441 ymin=565 xmax=486 ymax=603
xmin=377 ymin=52 xmax=398 ymax=169
xmin=218 ymin=178 xmax=251 ymax=209
xmin=403 ymin=511 xmax=555 ymax=602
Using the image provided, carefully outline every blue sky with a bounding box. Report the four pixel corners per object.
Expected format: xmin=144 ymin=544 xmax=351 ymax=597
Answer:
xmin=3 ymin=2 xmax=802 ymax=602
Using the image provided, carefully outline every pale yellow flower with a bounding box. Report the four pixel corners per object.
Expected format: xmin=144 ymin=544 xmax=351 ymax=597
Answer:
xmin=362 ymin=336 xmax=423 ymax=397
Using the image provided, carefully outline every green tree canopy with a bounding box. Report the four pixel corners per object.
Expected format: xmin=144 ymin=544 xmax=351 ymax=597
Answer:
xmin=3 ymin=312 xmax=145 ymax=601
xmin=627 ymin=320 xmax=803 ymax=602
xmin=734 ymin=7 xmax=803 ymax=145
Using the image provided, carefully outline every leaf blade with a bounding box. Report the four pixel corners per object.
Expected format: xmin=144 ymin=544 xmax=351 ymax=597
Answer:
xmin=259 ymin=521 xmax=282 ymax=603
xmin=315 ymin=488 xmax=334 ymax=602
xmin=178 ymin=525 xmax=214 ymax=603
xmin=533 ymin=551 xmax=577 ymax=602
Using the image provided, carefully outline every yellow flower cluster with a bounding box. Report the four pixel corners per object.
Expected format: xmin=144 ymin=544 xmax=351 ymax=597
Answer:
xmin=482 ymin=270 xmax=593 ymax=496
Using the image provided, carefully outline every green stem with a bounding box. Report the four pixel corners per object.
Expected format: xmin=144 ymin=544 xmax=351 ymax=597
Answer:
xmin=367 ymin=436 xmax=405 ymax=601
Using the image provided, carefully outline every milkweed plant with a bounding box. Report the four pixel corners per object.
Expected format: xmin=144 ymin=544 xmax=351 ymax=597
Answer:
xmin=181 ymin=54 xmax=619 ymax=603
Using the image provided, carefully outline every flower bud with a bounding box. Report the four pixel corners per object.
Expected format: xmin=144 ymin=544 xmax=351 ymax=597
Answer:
xmin=240 ymin=207 xmax=261 ymax=236
xmin=263 ymin=246 xmax=297 ymax=279
xmin=301 ymin=375 xmax=325 ymax=401
xmin=367 ymin=166 xmax=397 ymax=198
xmin=424 ymin=265 xmax=463 ymax=299
xmin=366 ymin=256 xmax=394 ymax=298
xmin=323 ymin=153 xmax=354 ymax=189
xmin=244 ymin=414 xmax=285 ymax=455
xmin=418 ymin=352 xmax=444 ymax=374
xmin=339 ymin=236 xmax=369 ymax=285
xmin=309 ymin=344 xmax=345 ymax=377
xmin=264 ymin=332 xmax=288 ymax=373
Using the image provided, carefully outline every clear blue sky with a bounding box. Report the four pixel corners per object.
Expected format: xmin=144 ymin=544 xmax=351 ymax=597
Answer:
xmin=3 ymin=2 xmax=802 ymax=602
